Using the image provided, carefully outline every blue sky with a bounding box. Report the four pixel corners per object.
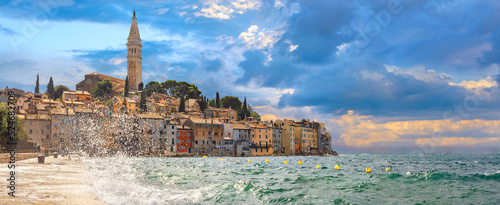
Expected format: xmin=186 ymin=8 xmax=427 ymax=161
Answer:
xmin=1 ymin=0 xmax=500 ymax=153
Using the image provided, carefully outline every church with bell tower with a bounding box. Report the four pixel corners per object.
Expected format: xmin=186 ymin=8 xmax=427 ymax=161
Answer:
xmin=76 ymin=11 xmax=144 ymax=95
xmin=127 ymin=10 xmax=142 ymax=92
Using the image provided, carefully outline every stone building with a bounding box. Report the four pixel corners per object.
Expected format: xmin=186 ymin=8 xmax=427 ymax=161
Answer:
xmin=224 ymin=123 xmax=251 ymax=156
xmin=249 ymin=124 xmax=273 ymax=156
xmin=76 ymin=72 xmax=125 ymax=94
xmin=18 ymin=113 xmax=50 ymax=150
xmin=186 ymin=117 xmax=225 ymax=155
xmin=161 ymin=120 xmax=178 ymax=155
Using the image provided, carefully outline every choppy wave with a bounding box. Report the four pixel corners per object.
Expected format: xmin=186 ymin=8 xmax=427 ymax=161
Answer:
xmin=83 ymin=154 xmax=500 ymax=204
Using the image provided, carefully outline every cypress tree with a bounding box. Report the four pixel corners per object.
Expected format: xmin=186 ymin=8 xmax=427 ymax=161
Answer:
xmin=179 ymin=97 xmax=185 ymax=112
xmin=216 ymin=92 xmax=220 ymax=108
xmin=139 ymin=91 xmax=147 ymax=112
xmin=124 ymin=76 xmax=129 ymax=97
xmin=35 ymin=73 xmax=40 ymax=94
xmin=243 ymin=97 xmax=248 ymax=119
xmin=138 ymin=82 xmax=144 ymax=91
xmin=47 ymin=77 xmax=54 ymax=98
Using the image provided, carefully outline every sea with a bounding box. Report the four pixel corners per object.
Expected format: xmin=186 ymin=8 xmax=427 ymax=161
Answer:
xmin=82 ymin=154 xmax=500 ymax=204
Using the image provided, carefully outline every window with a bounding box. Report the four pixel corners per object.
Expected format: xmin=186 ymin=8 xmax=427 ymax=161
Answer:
xmin=259 ymin=135 xmax=261 ymax=138
xmin=171 ymin=146 xmax=173 ymax=152
xmin=41 ymin=121 xmax=44 ymax=125
xmin=195 ymin=140 xmax=198 ymax=144
xmin=177 ymin=139 xmax=180 ymax=143
xmin=172 ymin=131 xmax=174 ymax=135
xmin=30 ymin=120 xmax=32 ymax=125
xmin=172 ymin=139 xmax=175 ymax=144
xmin=29 ymin=129 xmax=32 ymax=134
xmin=176 ymin=132 xmax=180 ymax=136
xmin=187 ymin=133 xmax=190 ymax=136
xmin=187 ymin=139 xmax=190 ymax=143
xmin=172 ymin=125 xmax=174 ymax=129
xmin=266 ymin=135 xmax=268 ymax=139
xmin=41 ymin=130 xmax=44 ymax=134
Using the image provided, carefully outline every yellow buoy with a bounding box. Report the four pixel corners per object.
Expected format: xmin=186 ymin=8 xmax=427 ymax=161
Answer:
xmin=203 ymin=155 xmax=207 ymax=158
xmin=248 ymin=159 xmax=252 ymax=162
xmin=284 ymin=160 xmax=288 ymax=164
xmin=386 ymin=167 xmax=390 ymax=171
xmin=298 ymin=160 xmax=303 ymax=165
xmin=265 ymin=159 xmax=269 ymax=163
xmin=218 ymin=157 xmax=221 ymax=160
xmin=316 ymin=165 xmax=321 ymax=169
xmin=366 ymin=167 xmax=372 ymax=173
xmin=334 ymin=164 xmax=340 ymax=169
xmin=236 ymin=159 xmax=239 ymax=162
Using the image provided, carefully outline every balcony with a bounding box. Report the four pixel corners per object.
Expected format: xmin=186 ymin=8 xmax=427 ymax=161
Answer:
xmin=249 ymin=142 xmax=273 ymax=148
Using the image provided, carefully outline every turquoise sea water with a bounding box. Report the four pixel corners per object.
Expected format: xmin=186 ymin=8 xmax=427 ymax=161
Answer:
xmin=83 ymin=154 xmax=500 ymax=204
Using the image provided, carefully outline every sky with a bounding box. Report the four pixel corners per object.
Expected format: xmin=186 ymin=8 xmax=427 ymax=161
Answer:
xmin=1 ymin=0 xmax=500 ymax=153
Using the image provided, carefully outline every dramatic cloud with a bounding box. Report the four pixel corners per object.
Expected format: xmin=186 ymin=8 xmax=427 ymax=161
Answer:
xmin=2 ymin=0 xmax=500 ymax=153
xmin=331 ymin=110 xmax=500 ymax=153
xmin=194 ymin=0 xmax=261 ymax=19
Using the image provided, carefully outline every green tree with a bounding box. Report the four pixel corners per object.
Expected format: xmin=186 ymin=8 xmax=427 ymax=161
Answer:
xmin=172 ymin=81 xmax=202 ymax=99
xmin=179 ymin=97 xmax=186 ymax=112
xmin=93 ymin=79 xmax=113 ymax=99
xmin=139 ymin=91 xmax=147 ymax=112
xmin=197 ymin=100 xmax=208 ymax=111
xmin=0 ymin=102 xmax=27 ymax=151
xmin=46 ymin=77 xmax=54 ymax=98
xmin=251 ymin=111 xmax=261 ymax=122
xmin=216 ymin=92 xmax=220 ymax=108
xmin=208 ymin=99 xmax=215 ymax=107
xmin=239 ymin=97 xmax=249 ymax=120
xmin=161 ymin=80 xmax=177 ymax=96
xmin=52 ymin=85 xmax=70 ymax=100
xmin=144 ymin=81 xmax=162 ymax=96
xmin=124 ymin=76 xmax=129 ymax=97
xmin=35 ymin=73 xmax=40 ymax=94
xmin=221 ymin=96 xmax=242 ymax=110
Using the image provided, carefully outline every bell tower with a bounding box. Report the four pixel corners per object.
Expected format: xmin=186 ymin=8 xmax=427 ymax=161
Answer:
xmin=127 ymin=10 xmax=142 ymax=92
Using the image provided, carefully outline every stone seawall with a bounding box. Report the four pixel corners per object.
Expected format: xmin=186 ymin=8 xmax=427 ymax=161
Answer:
xmin=0 ymin=153 xmax=38 ymax=163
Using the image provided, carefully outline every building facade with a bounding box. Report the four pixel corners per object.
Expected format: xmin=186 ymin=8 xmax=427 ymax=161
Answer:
xmin=176 ymin=126 xmax=192 ymax=154
xmin=249 ymin=124 xmax=273 ymax=156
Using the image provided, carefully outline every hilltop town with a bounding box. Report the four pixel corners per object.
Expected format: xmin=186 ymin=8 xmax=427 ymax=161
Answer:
xmin=0 ymin=12 xmax=334 ymax=157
